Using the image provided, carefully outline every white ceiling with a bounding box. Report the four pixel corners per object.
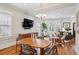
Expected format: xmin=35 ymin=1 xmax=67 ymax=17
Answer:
xmin=8 ymin=3 xmax=77 ymax=19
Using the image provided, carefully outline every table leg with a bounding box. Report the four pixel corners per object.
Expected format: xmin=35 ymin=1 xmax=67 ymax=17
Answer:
xmin=40 ymin=48 xmax=45 ymax=55
xmin=19 ymin=45 xmax=22 ymax=55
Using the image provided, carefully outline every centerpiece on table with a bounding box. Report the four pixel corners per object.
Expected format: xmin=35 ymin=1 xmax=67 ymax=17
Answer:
xmin=41 ymin=22 xmax=47 ymax=39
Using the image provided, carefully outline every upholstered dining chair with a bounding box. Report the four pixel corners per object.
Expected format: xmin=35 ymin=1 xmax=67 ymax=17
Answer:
xmin=44 ymin=37 xmax=58 ymax=55
xmin=63 ymin=33 xmax=74 ymax=46
xmin=21 ymin=44 xmax=37 ymax=55
xmin=16 ymin=36 xmax=37 ymax=55
xmin=45 ymin=44 xmax=58 ymax=55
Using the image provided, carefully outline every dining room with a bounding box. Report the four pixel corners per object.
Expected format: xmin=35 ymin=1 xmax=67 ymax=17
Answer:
xmin=0 ymin=3 xmax=77 ymax=55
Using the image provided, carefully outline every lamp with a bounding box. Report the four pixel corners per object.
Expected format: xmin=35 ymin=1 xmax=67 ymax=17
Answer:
xmin=62 ymin=28 xmax=65 ymax=32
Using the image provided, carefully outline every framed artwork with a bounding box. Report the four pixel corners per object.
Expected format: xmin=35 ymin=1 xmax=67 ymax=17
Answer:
xmin=63 ymin=22 xmax=70 ymax=29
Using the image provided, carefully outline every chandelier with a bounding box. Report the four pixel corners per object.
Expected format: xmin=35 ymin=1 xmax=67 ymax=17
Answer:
xmin=35 ymin=3 xmax=47 ymax=19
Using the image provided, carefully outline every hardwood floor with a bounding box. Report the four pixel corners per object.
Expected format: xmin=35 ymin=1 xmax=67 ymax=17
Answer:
xmin=57 ymin=44 xmax=76 ymax=55
xmin=0 ymin=39 xmax=77 ymax=55
xmin=0 ymin=45 xmax=21 ymax=55
xmin=57 ymin=39 xmax=77 ymax=55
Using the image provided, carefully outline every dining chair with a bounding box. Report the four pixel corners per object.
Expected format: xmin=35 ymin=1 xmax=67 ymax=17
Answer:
xmin=31 ymin=32 xmax=38 ymax=39
xmin=16 ymin=36 xmax=22 ymax=54
xmin=44 ymin=37 xmax=58 ymax=55
xmin=21 ymin=44 xmax=37 ymax=55
xmin=61 ymin=32 xmax=74 ymax=46
xmin=45 ymin=44 xmax=58 ymax=55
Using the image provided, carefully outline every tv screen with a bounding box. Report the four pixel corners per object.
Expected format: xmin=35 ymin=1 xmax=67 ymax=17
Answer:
xmin=22 ymin=18 xmax=34 ymax=29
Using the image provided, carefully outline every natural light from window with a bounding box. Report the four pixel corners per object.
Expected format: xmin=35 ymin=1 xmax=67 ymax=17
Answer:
xmin=0 ymin=12 xmax=11 ymax=36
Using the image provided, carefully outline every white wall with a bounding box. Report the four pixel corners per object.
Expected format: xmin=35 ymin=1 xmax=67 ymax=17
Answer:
xmin=0 ymin=4 xmax=40 ymax=49
xmin=44 ymin=17 xmax=76 ymax=33
xmin=0 ymin=4 xmax=40 ymax=36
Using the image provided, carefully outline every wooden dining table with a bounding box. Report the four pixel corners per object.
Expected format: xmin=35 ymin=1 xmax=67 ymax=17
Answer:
xmin=17 ymin=38 xmax=50 ymax=55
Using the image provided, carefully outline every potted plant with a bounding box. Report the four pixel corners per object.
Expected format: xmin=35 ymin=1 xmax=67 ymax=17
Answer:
xmin=42 ymin=22 xmax=47 ymax=30
xmin=41 ymin=22 xmax=47 ymax=39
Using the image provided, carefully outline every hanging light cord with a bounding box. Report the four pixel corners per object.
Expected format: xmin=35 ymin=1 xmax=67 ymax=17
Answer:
xmin=40 ymin=3 xmax=43 ymax=20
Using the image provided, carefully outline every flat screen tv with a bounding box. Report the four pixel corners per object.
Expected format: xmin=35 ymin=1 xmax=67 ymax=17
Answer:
xmin=22 ymin=18 xmax=34 ymax=29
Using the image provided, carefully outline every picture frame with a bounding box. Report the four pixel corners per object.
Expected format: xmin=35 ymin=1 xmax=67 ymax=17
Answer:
xmin=63 ymin=22 xmax=70 ymax=29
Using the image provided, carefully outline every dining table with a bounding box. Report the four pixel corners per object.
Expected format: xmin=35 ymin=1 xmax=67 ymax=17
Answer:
xmin=17 ymin=38 xmax=50 ymax=55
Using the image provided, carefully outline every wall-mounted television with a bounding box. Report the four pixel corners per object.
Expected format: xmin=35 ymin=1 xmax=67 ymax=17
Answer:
xmin=22 ymin=18 xmax=34 ymax=29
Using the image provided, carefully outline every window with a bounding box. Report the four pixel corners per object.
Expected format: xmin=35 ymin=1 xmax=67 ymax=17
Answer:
xmin=0 ymin=12 xmax=11 ymax=36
